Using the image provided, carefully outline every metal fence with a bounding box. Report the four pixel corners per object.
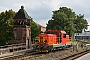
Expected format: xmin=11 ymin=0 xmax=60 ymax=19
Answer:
xmin=0 ymin=43 xmax=26 ymax=55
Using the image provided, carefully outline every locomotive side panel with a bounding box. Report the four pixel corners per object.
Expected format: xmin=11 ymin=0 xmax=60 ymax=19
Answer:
xmin=48 ymin=34 xmax=57 ymax=45
xmin=38 ymin=34 xmax=57 ymax=45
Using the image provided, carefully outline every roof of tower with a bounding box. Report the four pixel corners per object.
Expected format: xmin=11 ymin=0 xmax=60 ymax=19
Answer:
xmin=13 ymin=6 xmax=31 ymax=19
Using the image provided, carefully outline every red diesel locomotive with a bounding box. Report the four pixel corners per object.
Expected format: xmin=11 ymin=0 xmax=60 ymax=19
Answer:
xmin=34 ymin=30 xmax=72 ymax=52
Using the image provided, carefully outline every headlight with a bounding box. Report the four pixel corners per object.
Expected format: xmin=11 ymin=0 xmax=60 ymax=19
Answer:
xmin=44 ymin=40 xmax=47 ymax=44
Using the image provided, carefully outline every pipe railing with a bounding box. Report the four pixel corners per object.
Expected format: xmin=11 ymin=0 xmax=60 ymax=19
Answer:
xmin=0 ymin=43 xmax=26 ymax=55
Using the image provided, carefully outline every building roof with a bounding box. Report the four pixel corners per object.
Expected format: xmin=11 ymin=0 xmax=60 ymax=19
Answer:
xmin=13 ymin=6 xmax=31 ymax=19
xmin=37 ymin=24 xmax=46 ymax=28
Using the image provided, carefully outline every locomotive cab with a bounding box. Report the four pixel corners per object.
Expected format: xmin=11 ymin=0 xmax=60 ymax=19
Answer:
xmin=35 ymin=34 xmax=57 ymax=52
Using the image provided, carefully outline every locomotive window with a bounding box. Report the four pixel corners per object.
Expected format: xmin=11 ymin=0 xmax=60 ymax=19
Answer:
xmin=63 ymin=34 xmax=66 ymax=38
xmin=40 ymin=37 xmax=43 ymax=39
xmin=58 ymin=33 xmax=61 ymax=37
xmin=46 ymin=32 xmax=57 ymax=34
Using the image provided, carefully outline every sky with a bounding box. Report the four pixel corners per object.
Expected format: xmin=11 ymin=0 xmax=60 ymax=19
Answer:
xmin=0 ymin=0 xmax=90 ymax=30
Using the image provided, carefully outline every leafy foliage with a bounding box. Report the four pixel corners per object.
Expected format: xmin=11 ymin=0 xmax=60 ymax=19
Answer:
xmin=0 ymin=9 xmax=16 ymax=45
xmin=46 ymin=7 xmax=88 ymax=37
xmin=31 ymin=20 xmax=41 ymax=41
xmin=74 ymin=14 xmax=88 ymax=33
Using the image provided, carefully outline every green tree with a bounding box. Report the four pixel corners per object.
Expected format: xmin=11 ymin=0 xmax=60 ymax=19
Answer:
xmin=31 ymin=20 xmax=41 ymax=42
xmin=46 ymin=7 xmax=76 ymax=36
xmin=46 ymin=7 xmax=88 ymax=38
xmin=74 ymin=14 xmax=88 ymax=33
xmin=0 ymin=9 xmax=16 ymax=45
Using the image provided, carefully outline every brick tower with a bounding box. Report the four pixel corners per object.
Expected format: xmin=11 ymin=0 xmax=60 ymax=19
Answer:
xmin=13 ymin=6 xmax=31 ymax=48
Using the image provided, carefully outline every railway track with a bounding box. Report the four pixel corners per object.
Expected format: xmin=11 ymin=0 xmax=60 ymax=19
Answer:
xmin=0 ymin=48 xmax=46 ymax=60
xmin=0 ymin=46 xmax=90 ymax=60
xmin=1 ymin=52 xmax=47 ymax=60
xmin=60 ymin=49 xmax=90 ymax=60
xmin=0 ymin=47 xmax=70 ymax=60
xmin=0 ymin=49 xmax=34 ymax=60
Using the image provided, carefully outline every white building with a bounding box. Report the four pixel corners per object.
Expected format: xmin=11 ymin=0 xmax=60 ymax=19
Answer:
xmin=74 ymin=31 xmax=90 ymax=40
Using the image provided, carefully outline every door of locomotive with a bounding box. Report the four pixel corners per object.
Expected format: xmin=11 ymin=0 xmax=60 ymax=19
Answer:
xmin=57 ymin=33 xmax=62 ymax=43
xmin=61 ymin=33 xmax=67 ymax=44
xmin=39 ymin=37 xmax=43 ymax=44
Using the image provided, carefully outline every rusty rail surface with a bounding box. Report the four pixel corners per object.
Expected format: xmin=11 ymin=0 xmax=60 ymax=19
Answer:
xmin=0 ymin=48 xmax=34 ymax=60
xmin=60 ymin=49 xmax=90 ymax=60
xmin=0 ymin=51 xmax=44 ymax=60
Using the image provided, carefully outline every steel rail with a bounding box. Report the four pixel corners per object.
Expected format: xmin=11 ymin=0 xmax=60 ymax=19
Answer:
xmin=60 ymin=49 xmax=90 ymax=60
